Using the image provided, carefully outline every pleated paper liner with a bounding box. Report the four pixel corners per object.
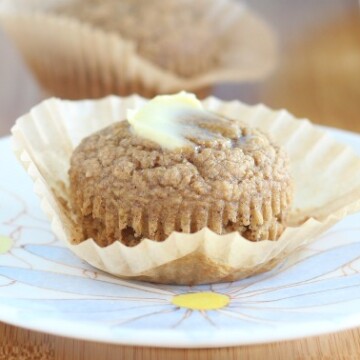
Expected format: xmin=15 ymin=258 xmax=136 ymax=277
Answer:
xmin=12 ymin=96 xmax=360 ymax=285
xmin=0 ymin=0 xmax=276 ymax=99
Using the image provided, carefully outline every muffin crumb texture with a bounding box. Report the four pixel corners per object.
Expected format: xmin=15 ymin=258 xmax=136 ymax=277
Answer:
xmin=69 ymin=115 xmax=293 ymax=247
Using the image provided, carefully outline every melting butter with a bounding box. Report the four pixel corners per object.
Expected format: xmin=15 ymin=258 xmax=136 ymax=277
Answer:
xmin=127 ymin=92 xmax=226 ymax=150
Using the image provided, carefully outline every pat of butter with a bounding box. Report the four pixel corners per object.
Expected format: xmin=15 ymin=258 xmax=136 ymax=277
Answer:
xmin=127 ymin=92 xmax=206 ymax=150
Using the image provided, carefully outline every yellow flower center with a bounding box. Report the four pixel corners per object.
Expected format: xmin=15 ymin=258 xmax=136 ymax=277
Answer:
xmin=0 ymin=236 xmax=13 ymax=254
xmin=171 ymin=292 xmax=230 ymax=311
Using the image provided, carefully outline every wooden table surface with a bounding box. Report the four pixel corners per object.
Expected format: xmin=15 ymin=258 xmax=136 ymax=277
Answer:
xmin=1 ymin=1 xmax=360 ymax=359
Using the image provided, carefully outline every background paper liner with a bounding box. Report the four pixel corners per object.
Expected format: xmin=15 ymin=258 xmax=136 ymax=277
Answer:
xmin=12 ymin=96 xmax=360 ymax=285
xmin=0 ymin=0 xmax=276 ymax=99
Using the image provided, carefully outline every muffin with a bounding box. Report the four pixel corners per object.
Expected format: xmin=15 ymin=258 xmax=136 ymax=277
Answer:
xmin=55 ymin=0 xmax=238 ymax=78
xmin=0 ymin=0 xmax=276 ymax=100
xmin=69 ymin=92 xmax=293 ymax=247
xmin=13 ymin=94 xmax=360 ymax=284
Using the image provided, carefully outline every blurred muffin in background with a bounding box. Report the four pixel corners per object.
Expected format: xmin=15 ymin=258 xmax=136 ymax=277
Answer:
xmin=0 ymin=0 xmax=277 ymax=98
xmin=56 ymin=0 xmax=231 ymax=78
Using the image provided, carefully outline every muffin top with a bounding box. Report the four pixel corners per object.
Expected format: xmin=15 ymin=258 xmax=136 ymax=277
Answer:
xmin=55 ymin=0 xmax=231 ymax=77
xmin=70 ymin=92 xmax=290 ymax=205
xmin=71 ymin=116 xmax=288 ymax=204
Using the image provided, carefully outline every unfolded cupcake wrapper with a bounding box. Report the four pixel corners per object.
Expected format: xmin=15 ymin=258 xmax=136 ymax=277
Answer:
xmin=0 ymin=0 xmax=276 ymax=99
xmin=12 ymin=96 xmax=360 ymax=285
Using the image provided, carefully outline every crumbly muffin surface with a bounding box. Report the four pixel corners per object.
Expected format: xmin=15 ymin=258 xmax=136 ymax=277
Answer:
xmin=69 ymin=114 xmax=293 ymax=247
xmin=55 ymin=0 xmax=227 ymax=77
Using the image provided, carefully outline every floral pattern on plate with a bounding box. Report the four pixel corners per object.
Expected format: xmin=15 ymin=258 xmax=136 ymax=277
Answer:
xmin=1 ymin=132 xmax=360 ymax=347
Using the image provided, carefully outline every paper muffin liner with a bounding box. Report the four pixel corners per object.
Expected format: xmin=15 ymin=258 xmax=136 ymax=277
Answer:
xmin=12 ymin=95 xmax=360 ymax=285
xmin=0 ymin=0 xmax=276 ymax=99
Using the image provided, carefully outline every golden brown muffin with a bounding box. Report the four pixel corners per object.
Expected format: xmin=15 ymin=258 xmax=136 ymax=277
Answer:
xmin=69 ymin=111 xmax=293 ymax=247
xmin=55 ymin=0 xmax=233 ymax=77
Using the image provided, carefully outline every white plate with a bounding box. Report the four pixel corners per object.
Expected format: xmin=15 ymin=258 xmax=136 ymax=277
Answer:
xmin=1 ymin=128 xmax=360 ymax=348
